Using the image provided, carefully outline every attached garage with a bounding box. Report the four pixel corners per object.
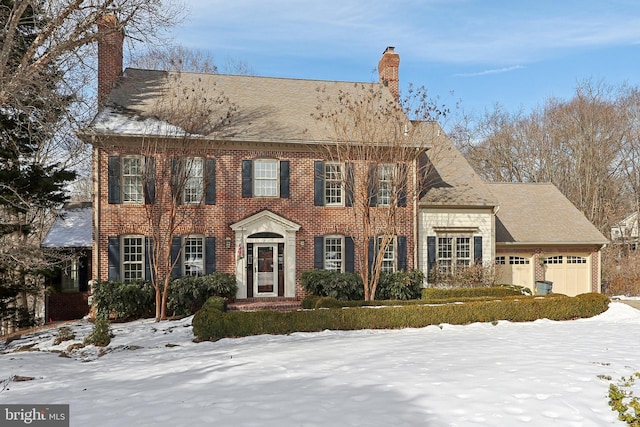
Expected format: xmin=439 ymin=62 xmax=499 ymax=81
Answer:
xmin=495 ymin=255 xmax=534 ymax=290
xmin=488 ymin=183 xmax=608 ymax=296
xmin=542 ymin=254 xmax=590 ymax=296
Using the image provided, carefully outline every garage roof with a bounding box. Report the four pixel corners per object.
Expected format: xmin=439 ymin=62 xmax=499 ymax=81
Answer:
xmin=488 ymin=183 xmax=608 ymax=245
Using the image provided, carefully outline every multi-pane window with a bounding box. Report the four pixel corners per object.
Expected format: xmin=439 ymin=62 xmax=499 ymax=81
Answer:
xmin=122 ymin=156 xmax=144 ymax=203
xmin=495 ymin=256 xmax=506 ymax=265
xmin=254 ymin=159 xmax=279 ymax=197
xmin=510 ymin=256 xmax=530 ymax=265
xmin=122 ymin=236 xmax=144 ymax=281
xmin=183 ymin=236 xmax=204 ymax=276
xmin=61 ymin=259 xmax=79 ymax=291
xmin=183 ymin=157 xmax=204 ymax=204
xmin=567 ymin=256 xmax=587 ymax=264
xmin=543 ymin=256 xmax=563 ymax=264
xmin=438 ymin=236 xmax=471 ymax=273
xmin=325 ymin=162 xmax=343 ymax=205
xmin=379 ymin=237 xmax=396 ymax=272
xmin=377 ymin=163 xmax=394 ymax=206
xmin=324 ymin=236 xmax=344 ymax=272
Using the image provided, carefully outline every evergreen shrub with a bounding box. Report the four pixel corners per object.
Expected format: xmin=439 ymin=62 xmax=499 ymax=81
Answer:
xmin=84 ymin=318 xmax=113 ymax=347
xmin=193 ymin=292 xmax=610 ymax=341
xmin=93 ymin=273 xmax=237 ymax=320
xmin=300 ymin=270 xmax=364 ymax=300
xmin=421 ymin=285 xmax=529 ymax=300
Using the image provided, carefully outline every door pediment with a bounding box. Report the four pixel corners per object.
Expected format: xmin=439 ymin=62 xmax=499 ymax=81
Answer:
xmin=231 ymin=210 xmax=301 ymax=235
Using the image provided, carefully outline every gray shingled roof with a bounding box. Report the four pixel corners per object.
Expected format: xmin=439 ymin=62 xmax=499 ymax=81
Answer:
xmin=419 ymin=132 xmax=497 ymax=207
xmin=488 ymin=183 xmax=608 ymax=245
xmin=41 ymin=202 xmax=92 ymax=248
xmin=89 ymin=68 xmax=405 ymax=143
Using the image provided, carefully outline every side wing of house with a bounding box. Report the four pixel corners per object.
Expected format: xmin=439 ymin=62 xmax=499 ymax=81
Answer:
xmin=489 ymin=183 xmax=608 ymax=296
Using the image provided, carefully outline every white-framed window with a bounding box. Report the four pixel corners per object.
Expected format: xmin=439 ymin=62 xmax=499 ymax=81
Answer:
xmin=567 ymin=256 xmax=587 ymax=264
xmin=254 ymin=159 xmax=279 ymax=197
xmin=183 ymin=157 xmax=204 ymax=204
xmin=543 ymin=256 xmax=563 ymax=264
xmin=495 ymin=256 xmax=506 ymax=265
xmin=61 ymin=258 xmax=80 ymax=291
xmin=324 ymin=236 xmax=344 ymax=272
xmin=122 ymin=235 xmax=144 ymax=282
xmin=437 ymin=236 xmax=471 ymax=274
xmin=183 ymin=235 xmax=205 ymax=276
xmin=324 ymin=162 xmax=344 ymax=206
xmin=377 ymin=163 xmax=394 ymax=206
xmin=510 ymin=256 xmax=530 ymax=265
xmin=122 ymin=156 xmax=144 ymax=203
xmin=379 ymin=236 xmax=396 ymax=273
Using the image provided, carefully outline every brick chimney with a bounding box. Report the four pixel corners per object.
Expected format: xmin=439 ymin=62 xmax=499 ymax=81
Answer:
xmin=97 ymin=14 xmax=124 ymax=108
xmin=378 ymin=46 xmax=400 ymax=101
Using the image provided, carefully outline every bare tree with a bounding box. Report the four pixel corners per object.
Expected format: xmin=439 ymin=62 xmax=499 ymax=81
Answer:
xmin=313 ymin=83 xmax=447 ymax=300
xmin=454 ymin=80 xmax=629 ymax=233
xmin=140 ymin=72 xmax=237 ymax=320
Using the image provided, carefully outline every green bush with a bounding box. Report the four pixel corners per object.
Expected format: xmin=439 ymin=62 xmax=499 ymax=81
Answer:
xmin=376 ymin=270 xmax=424 ymax=300
xmin=167 ymin=273 xmax=237 ymax=316
xmin=84 ymin=318 xmax=113 ymax=347
xmin=421 ymin=285 xmax=528 ymax=300
xmin=92 ymin=280 xmax=155 ymax=320
xmin=300 ymin=270 xmax=364 ymax=300
xmin=193 ymin=292 xmax=610 ymax=341
xmin=301 ymin=295 xmax=321 ymax=309
xmin=93 ymin=273 xmax=237 ymax=320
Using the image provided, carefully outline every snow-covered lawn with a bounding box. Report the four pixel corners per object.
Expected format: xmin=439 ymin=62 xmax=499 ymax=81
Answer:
xmin=1 ymin=302 xmax=639 ymax=426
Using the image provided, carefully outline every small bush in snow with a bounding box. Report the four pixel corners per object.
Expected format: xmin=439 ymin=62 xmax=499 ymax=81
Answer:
xmin=84 ymin=318 xmax=113 ymax=347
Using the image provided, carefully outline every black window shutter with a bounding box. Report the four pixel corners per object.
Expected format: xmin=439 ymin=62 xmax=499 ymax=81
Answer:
xmin=397 ymin=163 xmax=407 ymax=207
xmin=368 ymin=165 xmax=377 ymax=207
xmin=108 ymin=156 xmax=121 ymax=204
xmin=145 ymin=237 xmax=154 ymax=281
xmin=474 ymin=236 xmax=483 ymax=265
xmin=345 ymin=237 xmax=355 ymax=272
xmin=345 ymin=162 xmax=355 ymax=207
xmin=280 ymin=160 xmax=290 ymax=198
xmin=170 ymin=158 xmax=180 ymax=204
xmin=205 ymin=158 xmax=216 ymax=205
xmin=397 ymin=236 xmax=407 ymax=271
xmin=108 ymin=236 xmax=120 ymax=281
xmin=205 ymin=237 xmax=216 ymax=274
xmin=314 ymin=161 xmax=325 ymax=206
xmin=368 ymin=237 xmax=375 ymax=273
xmin=427 ymin=236 xmax=436 ymax=274
xmin=314 ymin=236 xmax=324 ymax=269
xmin=171 ymin=236 xmax=182 ymax=278
xmin=144 ymin=157 xmax=156 ymax=205
xmin=242 ymin=160 xmax=253 ymax=198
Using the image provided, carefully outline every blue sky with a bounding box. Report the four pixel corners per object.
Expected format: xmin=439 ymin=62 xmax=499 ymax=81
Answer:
xmin=167 ymin=0 xmax=640 ymax=121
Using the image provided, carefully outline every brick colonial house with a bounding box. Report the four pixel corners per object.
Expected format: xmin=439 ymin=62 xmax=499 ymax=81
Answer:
xmin=80 ymin=19 xmax=607 ymax=304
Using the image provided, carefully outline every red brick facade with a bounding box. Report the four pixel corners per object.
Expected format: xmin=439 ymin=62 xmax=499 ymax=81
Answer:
xmin=93 ymin=141 xmax=417 ymax=300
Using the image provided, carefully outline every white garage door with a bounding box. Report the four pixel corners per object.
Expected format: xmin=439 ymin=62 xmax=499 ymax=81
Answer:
xmin=542 ymin=255 xmax=590 ymax=296
xmin=495 ymin=255 xmax=534 ymax=290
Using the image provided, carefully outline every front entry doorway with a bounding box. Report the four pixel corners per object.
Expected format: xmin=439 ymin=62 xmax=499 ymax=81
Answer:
xmin=246 ymin=241 xmax=284 ymax=298
xmin=254 ymin=244 xmax=277 ymax=296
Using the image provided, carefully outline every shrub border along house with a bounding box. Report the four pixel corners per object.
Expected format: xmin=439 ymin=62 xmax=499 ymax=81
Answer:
xmin=92 ymin=273 xmax=237 ymax=320
xmin=192 ymin=292 xmax=610 ymax=341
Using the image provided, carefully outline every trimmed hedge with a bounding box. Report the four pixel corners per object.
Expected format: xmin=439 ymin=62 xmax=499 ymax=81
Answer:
xmin=92 ymin=273 xmax=237 ymax=320
xmin=421 ymin=285 xmax=530 ymax=300
xmin=193 ymin=292 xmax=610 ymax=341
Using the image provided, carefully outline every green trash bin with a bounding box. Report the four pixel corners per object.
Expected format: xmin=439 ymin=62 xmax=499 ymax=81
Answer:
xmin=535 ymin=280 xmax=553 ymax=295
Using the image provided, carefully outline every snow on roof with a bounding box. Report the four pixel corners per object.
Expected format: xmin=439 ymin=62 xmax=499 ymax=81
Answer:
xmin=41 ymin=202 xmax=92 ymax=248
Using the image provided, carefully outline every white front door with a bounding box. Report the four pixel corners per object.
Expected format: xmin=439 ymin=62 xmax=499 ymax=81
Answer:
xmin=254 ymin=244 xmax=277 ymax=296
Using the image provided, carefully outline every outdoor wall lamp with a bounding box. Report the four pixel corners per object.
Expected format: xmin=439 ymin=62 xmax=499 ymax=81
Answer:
xmin=225 ymin=237 xmax=232 ymax=249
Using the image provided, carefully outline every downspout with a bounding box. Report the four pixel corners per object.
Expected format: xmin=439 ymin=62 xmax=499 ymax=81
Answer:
xmin=413 ymin=155 xmax=419 ymax=271
xmin=92 ymin=138 xmax=100 ymax=283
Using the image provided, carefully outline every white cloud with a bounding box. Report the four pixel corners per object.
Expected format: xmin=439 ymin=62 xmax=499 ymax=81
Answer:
xmin=455 ymin=65 xmax=525 ymax=77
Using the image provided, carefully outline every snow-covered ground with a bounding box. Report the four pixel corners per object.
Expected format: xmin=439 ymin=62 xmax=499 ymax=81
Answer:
xmin=1 ymin=302 xmax=639 ymax=426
